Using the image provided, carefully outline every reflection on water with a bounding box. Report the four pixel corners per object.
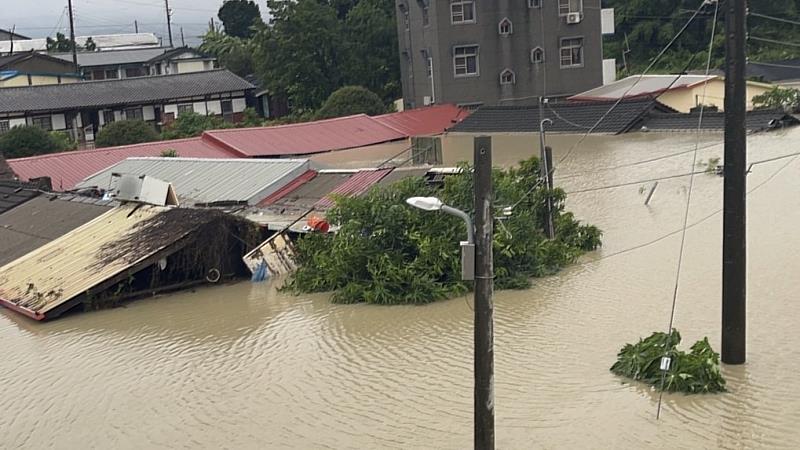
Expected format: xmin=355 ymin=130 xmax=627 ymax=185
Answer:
xmin=2 ymin=130 xmax=800 ymax=449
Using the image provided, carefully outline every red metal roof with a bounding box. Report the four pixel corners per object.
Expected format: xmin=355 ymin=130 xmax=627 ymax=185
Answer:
xmin=7 ymin=137 xmax=238 ymax=191
xmin=373 ymin=104 xmax=470 ymax=136
xmin=203 ymin=115 xmax=405 ymax=157
xmin=314 ymin=168 xmax=393 ymax=209
xmin=258 ymin=169 xmax=317 ymax=206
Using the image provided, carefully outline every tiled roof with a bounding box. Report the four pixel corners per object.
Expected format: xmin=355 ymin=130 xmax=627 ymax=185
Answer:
xmin=0 ymin=196 xmax=112 ymax=267
xmin=373 ymin=104 xmax=470 ymax=135
xmin=642 ymin=109 xmax=800 ymax=132
xmin=77 ymin=157 xmax=310 ymax=205
xmin=0 ymin=181 xmax=39 ymax=214
xmin=7 ymin=137 xmax=238 ymax=191
xmin=203 ymin=115 xmax=406 ymax=157
xmin=450 ymin=99 xmax=666 ymax=134
xmin=0 ymin=69 xmax=254 ymax=114
xmin=50 ymin=46 xmax=208 ymax=67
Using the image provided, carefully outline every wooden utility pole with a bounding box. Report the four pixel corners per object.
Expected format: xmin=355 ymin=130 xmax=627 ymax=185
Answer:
xmin=180 ymin=27 xmax=185 ymax=47
xmin=473 ymin=136 xmax=495 ymax=450
xmin=165 ymin=0 xmax=174 ymax=47
xmin=722 ymin=0 xmax=747 ymax=364
xmin=67 ymin=0 xmax=78 ymax=72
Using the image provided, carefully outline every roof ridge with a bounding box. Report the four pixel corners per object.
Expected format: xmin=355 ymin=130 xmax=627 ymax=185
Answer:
xmin=7 ymin=136 xmax=208 ymax=162
xmin=206 ymin=113 xmax=377 ymax=134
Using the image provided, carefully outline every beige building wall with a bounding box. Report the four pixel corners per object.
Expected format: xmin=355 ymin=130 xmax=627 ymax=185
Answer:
xmin=309 ymin=140 xmax=412 ymax=169
xmin=658 ymin=79 xmax=772 ymax=112
xmin=175 ymin=60 xmax=208 ymax=74
xmin=0 ymin=75 xmax=79 ymax=88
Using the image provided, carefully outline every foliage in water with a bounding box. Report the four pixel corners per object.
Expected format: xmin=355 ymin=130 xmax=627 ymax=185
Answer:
xmin=285 ymin=156 xmax=602 ymax=304
xmin=610 ymin=330 xmax=726 ymax=394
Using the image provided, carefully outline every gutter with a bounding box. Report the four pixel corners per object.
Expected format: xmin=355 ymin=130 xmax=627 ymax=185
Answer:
xmin=0 ymin=297 xmax=46 ymax=321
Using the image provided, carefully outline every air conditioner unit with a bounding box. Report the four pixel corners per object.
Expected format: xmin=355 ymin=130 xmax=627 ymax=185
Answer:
xmin=566 ymin=12 xmax=582 ymax=24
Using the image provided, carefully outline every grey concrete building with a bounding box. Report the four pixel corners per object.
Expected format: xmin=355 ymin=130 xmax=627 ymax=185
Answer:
xmin=395 ymin=0 xmax=605 ymax=108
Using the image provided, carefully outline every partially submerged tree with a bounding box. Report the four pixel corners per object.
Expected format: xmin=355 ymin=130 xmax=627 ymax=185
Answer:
xmin=752 ymin=86 xmax=800 ymax=112
xmin=160 ymin=112 xmax=230 ymax=140
xmin=46 ymin=32 xmax=81 ymax=52
xmin=316 ymin=86 xmax=386 ymax=119
xmin=285 ymin=157 xmax=602 ymax=304
xmin=95 ymin=120 xmax=159 ymax=148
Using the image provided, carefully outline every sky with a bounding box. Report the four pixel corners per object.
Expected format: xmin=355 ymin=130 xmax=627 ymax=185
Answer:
xmin=2 ymin=0 xmax=270 ymax=46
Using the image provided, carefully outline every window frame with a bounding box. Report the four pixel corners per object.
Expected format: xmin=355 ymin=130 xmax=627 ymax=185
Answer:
xmin=531 ymin=47 xmax=545 ymax=64
xmin=450 ymin=0 xmax=476 ymax=25
xmin=31 ymin=115 xmax=53 ymax=131
xmin=558 ymin=0 xmax=583 ymax=16
xmin=103 ymin=110 xmax=115 ymax=125
xmin=499 ymin=69 xmax=516 ymax=85
xmin=453 ymin=44 xmax=480 ymax=77
xmin=124 ymin=107 xmax=144 ymax=121
xmin=560 ymin=36 xmax=584 ymax=68
xmin=0 ymin=120 xmax=9 ymax=135
xmin=498 ymin=18 xmax=513 ymax=36
xmin=177 ymin=104 xmax=195 ymax=115
xmin=528 ymin=0 xmax=542 ymax=8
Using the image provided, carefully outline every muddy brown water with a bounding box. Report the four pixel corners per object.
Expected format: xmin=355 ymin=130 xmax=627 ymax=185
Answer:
xmin=3 ymin=129 xmax=800 ymax=449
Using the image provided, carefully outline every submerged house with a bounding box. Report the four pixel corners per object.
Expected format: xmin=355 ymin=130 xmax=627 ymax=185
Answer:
xmin=0 ymin=203 xmax=264 ymax=321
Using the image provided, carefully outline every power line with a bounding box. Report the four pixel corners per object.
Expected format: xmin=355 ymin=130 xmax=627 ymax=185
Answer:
xmin=564 ymin=170 xmax=707 ymax=195
xmin=749 ymin=11 xmax=800 ymax=27
xmin=749 ymin=35 xmax=800 ymax=48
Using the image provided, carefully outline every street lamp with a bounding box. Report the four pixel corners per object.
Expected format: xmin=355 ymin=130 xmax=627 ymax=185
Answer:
xmin=406 ymin=196 xmax=475 ymax=280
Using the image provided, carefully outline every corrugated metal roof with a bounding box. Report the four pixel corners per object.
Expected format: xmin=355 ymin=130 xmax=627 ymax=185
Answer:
xmin=0 ymin=33 xmax=159 ymax=54
xmin=376 ymin=167 xmax=431 ymax=186
xmin=373 ymin=104 xmax=470 ymax=135
xmin=0 ymin=69 xmax=254 ymax=114
xmin=203 ymin=115 xmax=405 ymax=157
xmin=78 ymin=157 xmax=310 ymax=205
xmin=0 ymin=196 xmax=112 ymax=266
xmin=261 ymin=172 xmax=354 ymax=212
xmin=8 ymin=137 xmax=238 ymax=191
xmin=568 ymin=75 xmax=717 ymax=101
xmin=51 ymin=47 xmax=179 ymax=67
xmin=315 ymin=169 xmax=392 ymax=209
xmin=0 ymin=181 xmax=38 ymax=214
xmin=0 ymin=204 xmax=221 ymax=320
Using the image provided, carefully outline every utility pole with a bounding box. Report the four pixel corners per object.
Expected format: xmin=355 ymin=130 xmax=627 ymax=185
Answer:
xmin=9 ymin=25 xmax=15 ymax=54
xmin=165 ymin=0 xmax=174 ymax=47
xmin=722 ymin=0 xmax=747 ymax=364
xmin=538 ymin=98 xmax=555 ymax=239
xmin=67 ymin=0 xmax=78 ymax=72
xmin=473 ymin=136 xmax=494 ymax=450
xmin=134 ymin=20 xmax=139 ymax=34
xmin=180 ymin=27 xmax=185 ymax=47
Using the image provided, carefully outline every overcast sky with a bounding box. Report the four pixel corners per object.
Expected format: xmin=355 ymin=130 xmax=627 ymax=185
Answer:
xmin=3 ymin=0 xmax=270 ymax=46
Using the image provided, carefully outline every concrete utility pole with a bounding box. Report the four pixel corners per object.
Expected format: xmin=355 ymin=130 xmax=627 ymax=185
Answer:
xmin=473 ymin=136 xmax=494 ymax=449
xmin=134 ymin=20 xmax=139 ymax=34
xmin=67 ymin=0 xmax=78 ymax=72
xmin=180 ymin=27 xmax=185 ymax=47
xmin=165 ymin=0 xmax=174 ymax=47
xmin=722 ymin=0 xmax=747 ymax=364
xmin=538 ymin=98 xmax=555 ymax=239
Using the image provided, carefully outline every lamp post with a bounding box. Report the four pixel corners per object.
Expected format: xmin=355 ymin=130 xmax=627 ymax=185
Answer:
xmin=406 ymin=197 xmax=475 ymax=281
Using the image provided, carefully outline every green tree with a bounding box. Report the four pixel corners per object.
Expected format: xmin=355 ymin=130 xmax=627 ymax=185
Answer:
xmin=255 ymin=0 xmax=346 ymax=111
xmin=752 ymin=86 xmax=800 ymax=111
xmin=95 ymin=120 xmax=159 ymax=148
xmin=316 ymin=85 xmax=386 ymax=119
xmin=49 ymin=131 xmax=77 ymax=151
xmin=160 ymin=112 xmax=230 ymax=140
xmin=46 ymin=32 xmax=81 ymax=52
xmin=84 ymin=37 xmax=97 ymax=51
xmin=199 ymin=29 xmax=255 ymax=77
xmin=0 ymin=126 xmax=67 ymax=158
xmin=343 ymin=0 xmax=401 ymax=102
xmin=218 ymin=0 xmax=263 ymax=38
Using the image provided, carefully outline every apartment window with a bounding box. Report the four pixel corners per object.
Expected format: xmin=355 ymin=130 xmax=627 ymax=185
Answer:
xmin=528 ymin=0 xmax=541 ymax=8
xmin=453 ymin=45 xmax=479 ymax=77
xmin=558 ymin=0 xmax=582 ymax=16
xmin=31 ymin=116 xmax=53 ymax=131
xmin=103 ymin=110 xmax=115 ymax=125
xmin=125 ymin=67 xmax=146 ymax=78
xmin=499 ymin=18 xmax=513 ymax=36
xmin=531 ymin=47 xmax=545 ymax=64
xmin=500 ymin=69 xmax=515 ymax=85
xmin=0 ymin=120 xmax=9 ymax=134
xmin=560 ymin=37 xmax=584 ymax=68
xmin=422 ymin=7 xmax=430 ymax=26
xmin=177 ymin=104 xmax=194 ymax=115
xmin=125 ymin=107 xmax=143 ymax=121
xmin=451 ymin=1 xmax=476 ymax=24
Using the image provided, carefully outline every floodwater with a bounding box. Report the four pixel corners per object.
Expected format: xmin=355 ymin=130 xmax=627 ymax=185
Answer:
xmin=3 ymin=128 xmax=800 ymax=449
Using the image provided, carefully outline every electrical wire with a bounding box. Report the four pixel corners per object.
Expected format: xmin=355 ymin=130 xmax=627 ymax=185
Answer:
xmin=555 ymin=0 xmax=712 ymax=169
xmin=656 ymin=0 xmax=718 ymax=419
xmin=748 ymin=36 xmax=800 ymax=48
xmin=564 ymin=170 xmax=707 ymax=195
xmin=749 ymin=11 xmax=800 ymax=27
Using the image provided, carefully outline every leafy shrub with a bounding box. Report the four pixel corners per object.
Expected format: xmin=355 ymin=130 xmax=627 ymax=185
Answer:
xmin=284 ymin=156 xmax=602 ymax=304
xmin=160 ymin=112 xmax=231 ymax=140
xmin=752 ymin=86 xmax=800 ymax=112
xmin=160 ymin=149 xmax=179 ymax=157
xmin=315 ymin=85 xmax=386 ymax=119
xmin=50 ymin=131 xmax=77 ymax=151
xmin=610 ymin=330 xmax=726 ymax=394
xmin=236 ymin=107 xmax=264 ymax=128
xmin=95 ymin=120 xmax=159 ymax=148
xmin=0 ymin=125 xmax=67 ymax=158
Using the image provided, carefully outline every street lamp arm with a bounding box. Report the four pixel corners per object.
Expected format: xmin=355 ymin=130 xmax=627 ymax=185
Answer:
xmin=441 ymin=205 xmax=474 ymax=244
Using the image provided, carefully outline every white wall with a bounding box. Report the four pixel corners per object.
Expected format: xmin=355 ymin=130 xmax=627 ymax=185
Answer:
xmin=164 ymin=104 xmax=178 ymax=117
xmin=192 ymin=102 xmax=208 ymax=115
xmin=232 ymin=98 xmax=246 ymax=113
xmin=114 ymin=111 xmax=124 ymax=121
xmin=51 ymin=114 xmax=67 ymax=130
xmin=9 ymin=118 xmax=26 ymax=128
xmin=143 ymin=105 xmax=156 ymax=121
xmin=207 ymin=100 xmax=222 ymax=115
